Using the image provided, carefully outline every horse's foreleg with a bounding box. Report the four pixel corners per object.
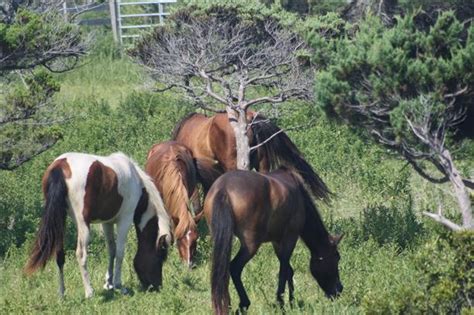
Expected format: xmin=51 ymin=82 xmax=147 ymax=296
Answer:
xmin=76 ymin=226 xmax=93 ymax=298
xmin=113 ymin=219 xmax=132 ymax=294
xmin=275 ymin=255 xmax=291 ymax=307
xmin=288 ymin=265 xmax=295 ymax=306
xmin=272 ymin=237 xmax=297 ymax=308
xmin=230 ymin=244 xmax=258 ymax=312
xmin=102 ymin=223 xmax=116 ymax=290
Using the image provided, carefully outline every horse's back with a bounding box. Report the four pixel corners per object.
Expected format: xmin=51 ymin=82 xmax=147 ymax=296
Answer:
xmin=174 ymin=113 xmax=210 ymax=149
xmin=205 ymin=169 xmax=305 ymax=242
xmin=50 ymin=152 xmax=142 ymax=224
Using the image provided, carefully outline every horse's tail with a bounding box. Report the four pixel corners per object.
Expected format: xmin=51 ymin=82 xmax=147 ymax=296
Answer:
xmin=211 ymin=190 xmax=234 ymax=315
xmin=250 ymin=114 xmax=331 ymax=202
xmin=133 ymin=162 xmax=173 ymax=247
xmin=25 ymin=167 xmax=68 ymax=275
xmin=194 ymin=157 xmax=224 ymax=193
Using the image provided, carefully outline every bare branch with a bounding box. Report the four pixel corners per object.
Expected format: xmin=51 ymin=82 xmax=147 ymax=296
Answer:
xmin=131 ymin=11 xmax=314 ymax=110
xmin=0 ymin=138 xmax=58 ymax=171
xmin=423 ymin=211 xmax=462 ymax=231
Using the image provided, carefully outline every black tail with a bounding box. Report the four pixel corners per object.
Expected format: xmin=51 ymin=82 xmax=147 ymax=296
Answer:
xmin=250 ymin=115 xmax=331 ymax=202
xmin=194 ymin=157 xmax=225 ymax=193
xmin=211 ymin=190 xmax=234 ymax=315
xmin=25 ymin=167 xmax=68 ymax=274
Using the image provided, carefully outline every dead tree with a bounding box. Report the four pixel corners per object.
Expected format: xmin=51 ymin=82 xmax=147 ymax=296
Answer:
xmin=131 ymin=7 xmax=313 ymax=170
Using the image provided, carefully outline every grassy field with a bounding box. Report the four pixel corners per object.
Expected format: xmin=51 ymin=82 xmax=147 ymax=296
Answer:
xmin=1 ymin=30 xmax=472 ymax=314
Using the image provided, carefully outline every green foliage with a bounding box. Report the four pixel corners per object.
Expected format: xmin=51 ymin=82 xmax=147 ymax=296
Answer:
xmin=313 ymin=11 xmax=474 ymax=146
xmin=414 ymin=231 xmax=474 ymax=313
xmin=0 ymin=7 xmax=83 ymax=71
xmin=361 ymin=231 xmax=474 ymax=314
xmin=1 ymin=70 xmax=63 ymax=169
xmin=178 ymin=0 xmax=300 ymax=25
xmin=358 ymin=201 xmax=423 ymax=249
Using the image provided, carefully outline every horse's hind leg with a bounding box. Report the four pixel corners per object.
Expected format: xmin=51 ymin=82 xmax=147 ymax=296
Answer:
xmin=102 ymin=223 xmax=116 ymax=290
xmin=230 ymin=243 xmax=259 ymax=312
xmin=113 ymin=217 xmax=132 ymax=294
xmin=76 ymin=225 xmax=93 ymax=298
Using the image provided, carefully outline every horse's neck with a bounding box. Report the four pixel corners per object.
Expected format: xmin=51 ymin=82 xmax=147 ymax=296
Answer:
xmin=300 ymin=202 xmax=330 ymax=255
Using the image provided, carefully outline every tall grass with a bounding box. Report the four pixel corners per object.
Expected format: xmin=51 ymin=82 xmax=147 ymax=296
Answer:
xmin=54 ymin=29 xmax=146 ymax=107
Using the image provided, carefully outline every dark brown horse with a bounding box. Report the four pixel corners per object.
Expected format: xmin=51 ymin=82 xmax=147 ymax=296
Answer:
xmin=173 ymin=112 xmax=331 ymax=201
xmin=145 ymin=141 xmax=200 ymax=267
xmin=202 ymin=167 xmax=343 ymax=314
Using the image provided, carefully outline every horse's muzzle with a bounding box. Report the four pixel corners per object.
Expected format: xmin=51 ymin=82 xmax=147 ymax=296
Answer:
xmin=326 ymin=282 xmax=343 ymax=299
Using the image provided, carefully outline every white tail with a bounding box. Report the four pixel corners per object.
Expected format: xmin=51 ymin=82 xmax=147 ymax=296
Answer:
xmin=133 ymin=162 xmax=173 ymax=246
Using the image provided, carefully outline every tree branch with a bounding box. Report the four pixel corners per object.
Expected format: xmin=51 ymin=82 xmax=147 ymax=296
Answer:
xmin=423 ymin=211 xmax=462 ymax=231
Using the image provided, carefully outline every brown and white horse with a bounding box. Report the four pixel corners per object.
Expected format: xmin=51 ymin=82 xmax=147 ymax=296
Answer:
xmin=25 ymin=152 xmax=172 ymax=298
xmin=145 ymin=141 xmax=200 ymax=267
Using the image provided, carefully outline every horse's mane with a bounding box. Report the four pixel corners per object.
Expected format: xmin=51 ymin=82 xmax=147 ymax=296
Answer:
xmin=171 ymin=112 xmax=204 ymax=140
xmin=150 ymin=145 xmax=197 ymax=240
xmin=293 ymin=170 xmax=330 ymax=244
xmin=250 ymin=114 xmax=332 ymax=202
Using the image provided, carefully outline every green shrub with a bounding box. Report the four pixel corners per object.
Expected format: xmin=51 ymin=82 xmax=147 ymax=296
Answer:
xmin=358 ymin=201 xmax=424 ymax=249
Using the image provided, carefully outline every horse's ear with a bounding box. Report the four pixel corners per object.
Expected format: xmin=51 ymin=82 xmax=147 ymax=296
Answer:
xmin=194 ymin=210 xmax=204 ymax=223
xmin=331 ymin=234 xmax=344 ymax=245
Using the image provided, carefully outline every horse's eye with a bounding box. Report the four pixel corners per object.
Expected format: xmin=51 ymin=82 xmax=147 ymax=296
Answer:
xmin=318 ymin=256 xmax=324 ymax=261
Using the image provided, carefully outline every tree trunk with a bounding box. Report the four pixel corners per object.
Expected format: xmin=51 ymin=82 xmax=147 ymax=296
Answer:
xmin=226 ymin=107 xmax=251 ymax=171
xmin=442 ymin=149 xmax=473 ymax=229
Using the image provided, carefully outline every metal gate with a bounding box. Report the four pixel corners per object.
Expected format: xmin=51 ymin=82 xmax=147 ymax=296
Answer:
xmin=110 ymin=0 xmax=177 ymax=44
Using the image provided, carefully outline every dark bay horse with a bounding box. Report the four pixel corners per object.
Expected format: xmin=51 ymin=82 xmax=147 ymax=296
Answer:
xmin=25 ymin=152 xmax=172 ymax=297
xmin=145 ymin=141 xmax=200 ymax=267
xmin=202 ymin=167 xmax=343 ymax=314
xmin=173 ymin=112 xmax=331 ymax=201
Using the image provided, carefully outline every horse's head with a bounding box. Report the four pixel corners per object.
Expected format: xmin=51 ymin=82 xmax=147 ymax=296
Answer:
xmin=177 ymin=227 xmax=199 ymax=268
xmin=310 ymin=234 xmax=343 ymax=299
xmin=134 ymin=218 xmax=168 ymax=291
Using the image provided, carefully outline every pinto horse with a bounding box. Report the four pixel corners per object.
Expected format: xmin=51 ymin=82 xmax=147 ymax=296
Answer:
xmin=203 ymin=167 xmax=343 ymax=314
xmin=145 ymin=141 xmax=200 ymax=267
xmin=173 ymin=112 xmax=331 ymax=201
xmin=25 ymin=152 xmax=172 ymax=298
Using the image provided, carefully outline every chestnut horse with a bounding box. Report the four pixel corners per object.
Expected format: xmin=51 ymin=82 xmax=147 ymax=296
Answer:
xmin=203 ymin=167 xmax=343 ymax=314
xmin=145 ymin=141 xmax=200 ymax=267
xmin=25 ymin=152 xmax=172 ymax=297
xmin=173 ymin=112 xmax=331 ymax=201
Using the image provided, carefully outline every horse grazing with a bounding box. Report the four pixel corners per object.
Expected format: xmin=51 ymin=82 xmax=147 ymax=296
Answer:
xmin=145 ymin=141 xmax=200 ymax=268
xmin=173 ymin=112 xmax=331 ymax=201
xmin=202 ymin=167 xmax=343 ymax=314
xmin=25 ymin=152 xmax=172 ymax=298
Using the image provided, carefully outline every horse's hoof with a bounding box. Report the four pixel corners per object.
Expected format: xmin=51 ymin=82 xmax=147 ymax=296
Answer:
xmin=103 ymin=283 xmax=114 ymax=290
xmin=85 ymin=289 xmax=94 ymax=299
xmin=120 ymin=287 xmax=130 ymax=295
